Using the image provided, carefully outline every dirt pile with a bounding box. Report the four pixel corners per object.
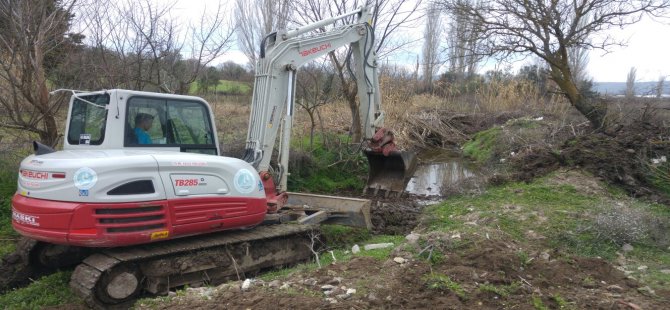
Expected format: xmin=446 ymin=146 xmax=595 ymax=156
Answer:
xmin=370 ymin=200 xmax=424 ymax=235
xmin=510 ymin=121 xmax=670 ymax=203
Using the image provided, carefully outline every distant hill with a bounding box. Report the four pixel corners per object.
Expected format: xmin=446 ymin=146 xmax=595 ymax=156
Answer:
xmin=593 ymin=81 xmax=670 ymax=96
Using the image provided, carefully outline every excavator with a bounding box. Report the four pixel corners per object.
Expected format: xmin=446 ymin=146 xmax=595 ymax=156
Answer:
xmin=4 ymin=6 xmax=416 ymax=308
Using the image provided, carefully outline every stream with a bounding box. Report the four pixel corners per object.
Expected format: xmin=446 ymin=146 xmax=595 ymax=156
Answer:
xmin=404 ymin=149 xmax=481 ymax=197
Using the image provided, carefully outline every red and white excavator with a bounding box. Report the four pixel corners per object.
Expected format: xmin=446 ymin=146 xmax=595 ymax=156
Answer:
xmin=7 ymin=6 xmax=416 ymax=307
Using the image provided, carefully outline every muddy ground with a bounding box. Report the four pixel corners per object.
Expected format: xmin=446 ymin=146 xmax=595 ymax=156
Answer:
xmin=136 ymin=234 xmax=669 ymax=310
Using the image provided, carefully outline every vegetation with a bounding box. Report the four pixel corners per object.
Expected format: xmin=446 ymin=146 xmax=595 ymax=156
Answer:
xmin=0 ymin=271 xmax=79 ymax=310
xmin=287 ymin=135 xmax=368 ymax=193
xmin=426 ymin=171 xmax=670 ymax=290
xmin=188 ymin=79 xmax=251 ymax=96
xmin=462 ymin=127 xmax=501 ymax=163
xmin=424 ymin=274 xmax=467 ymax=300
xmin=0 ymin=163 xmax=18 ymax=257
xmin=478 ymin=282 xmax=521 ymax=298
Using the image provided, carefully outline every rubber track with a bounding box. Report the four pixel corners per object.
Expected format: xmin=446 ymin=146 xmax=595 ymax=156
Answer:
xmin=70 ymin=224 xmax=315 ymax=308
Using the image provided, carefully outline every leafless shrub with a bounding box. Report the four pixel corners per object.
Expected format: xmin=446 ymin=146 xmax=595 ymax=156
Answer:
xmin=592 ymin=201 xmax=651 ymax=245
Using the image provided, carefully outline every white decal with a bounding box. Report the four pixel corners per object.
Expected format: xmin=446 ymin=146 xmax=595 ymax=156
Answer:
xmin=74 ymin=167 xmax=98 ymax=190
xmin=234 ymin=169 xmax=256 ymax=194
xmin=172 ymin=161 xmax=207 ymax=167
xmin=12 ymin=209 xmax=40 ymax=226
xmin=79 ymin=133 xmax=91 ymax=145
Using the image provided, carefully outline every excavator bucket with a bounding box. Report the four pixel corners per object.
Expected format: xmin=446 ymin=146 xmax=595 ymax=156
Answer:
xmin=282 ymin=192 xmax=373 ymax=229
xmin=364 ymin=149 xmax=417 ymax=197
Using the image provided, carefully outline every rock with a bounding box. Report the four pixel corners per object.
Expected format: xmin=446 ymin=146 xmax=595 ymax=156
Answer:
xmin=241 ymin=279 xmax=252 ymax=291
xmin=451 ymin=233 xmax=461 ymax=239
xmin=626 ymin=149 xmax=635 ymax=154
xmin=168 ymin=291 xmax=177 ymax=297
xmin=303 ymin=278 xmax=317 ymax=286
xmin=607 ymin=285 xmax=624 ymax=293
xmin=364 ymin=243 xmax=394 ymax=250
xmin=328 ymin=277 xmax=343 ymax=285
xmin=352 ymin=244 xmax=360 ymax=254
xmin=622 ymin=244 xmax=634 ymax=253
xmin=325 ymin=297 xmax=338 ymax=304
xmin=540 ymin=252 xmax=550 ymax=260
xmin=405 ymin=233 xmax=420 ymax=244
xmin=367 ymin=293 xmax=377 ymax=300
xmin=637 ymin=286 xmax=656 ymax=297
xmin=660 ymin=269 xmax=670 ymax=274
xmin=280 ymin=282 xmax=291 ymax=290
xmin=321 ymin=284 xmax=336 ymax=291
xmin=346 ymin=288 xmax=356 ymax=295
xmin=337 ymin=293 xmax=352 ymax=300
xmin=323 ymin=290 xmax=334 ymax=296
xmin=393 ymin=257 xmax=406 ymax=264
xmin=268 ymin=280 xmax=281 ymax=288
xmin=637 ymin=265 xmax=648 ymax=271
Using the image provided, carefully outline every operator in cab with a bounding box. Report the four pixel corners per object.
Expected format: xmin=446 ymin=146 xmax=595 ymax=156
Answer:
xmin=134 ymin=113 xmax=154 ymax=144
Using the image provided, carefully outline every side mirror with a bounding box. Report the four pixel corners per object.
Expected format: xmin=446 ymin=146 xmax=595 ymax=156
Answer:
xmin=33 ymin=141 xmax=56 ymax=155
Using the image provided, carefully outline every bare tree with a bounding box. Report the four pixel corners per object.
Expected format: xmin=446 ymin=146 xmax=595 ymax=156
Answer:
xmin=421 ymin=2 xmax=441 ymax=91
xmin=568 ymin=46 xmax=590 ymax=90
xmin=626 ymin=67 xmax=637 ymax=98
xmin=234 ymin=0 xmax=292 ymax=67
xmin=292 ymin=0 xmax=423 ymax=141
xmin=80 ymin=0 xmax=234 ymax=94
xmin=438 ymin=0 xmax=670 ymax=129
xmin=656 ymin=75 xmax=666 ymax=98
xmin=0 ymin=0 xmax=78 ymax=146
xmin=445 ymin=0 xmax=482 ymax=79
xmin=296 ymin=62 xmax=339 ymax=148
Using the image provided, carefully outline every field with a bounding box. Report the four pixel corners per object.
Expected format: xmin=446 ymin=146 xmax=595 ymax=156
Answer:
xmin=1 ymin=86 xmax=669 ymax=309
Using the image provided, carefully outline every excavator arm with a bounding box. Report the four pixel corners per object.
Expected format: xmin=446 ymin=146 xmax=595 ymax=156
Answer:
xmin=242 ymin=6 xmax=416 ymax=210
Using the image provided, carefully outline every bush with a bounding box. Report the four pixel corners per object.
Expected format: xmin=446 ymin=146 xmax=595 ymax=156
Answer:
xmin=592 ymin=201 xmax=651 ymax=245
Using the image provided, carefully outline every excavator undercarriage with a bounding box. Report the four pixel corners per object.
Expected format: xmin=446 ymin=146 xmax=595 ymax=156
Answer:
xmin=2 ymin=193 xmax=371 ymax=308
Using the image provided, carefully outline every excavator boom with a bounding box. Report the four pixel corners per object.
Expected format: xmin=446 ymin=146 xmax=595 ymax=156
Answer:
xmin=242 ymin=6 xmax=416 ymax=200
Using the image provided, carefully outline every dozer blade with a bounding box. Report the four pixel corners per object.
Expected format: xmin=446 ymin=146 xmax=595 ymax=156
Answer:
xmin=364 ymin=149 xmax=417 ymax=197
xmin=286 ymin=192 xmax=372 ymax=229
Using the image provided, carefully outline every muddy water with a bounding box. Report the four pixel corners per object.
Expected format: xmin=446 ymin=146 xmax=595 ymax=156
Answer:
xmin=405 ymin=149 xmax=480 ymax=197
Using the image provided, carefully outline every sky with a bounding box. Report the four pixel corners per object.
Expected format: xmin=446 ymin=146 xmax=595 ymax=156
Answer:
xmin=168 ymin=0 xmax=670 ymax=83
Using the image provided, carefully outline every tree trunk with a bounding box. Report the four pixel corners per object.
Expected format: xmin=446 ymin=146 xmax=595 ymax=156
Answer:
xmin=346 ymin=93 xmax=362 ymax=142
xmin=551 ymin=66 xmax=608 ymax=130
xmin=40 ymin=116 xmax=60 ymax=147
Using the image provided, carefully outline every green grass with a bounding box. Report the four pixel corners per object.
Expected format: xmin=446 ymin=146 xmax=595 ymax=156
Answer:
xmin=478 ymin=282 xmax=520 ymax=298
xmin=532 ymin=295 xmax=549 ymax=310
xmin=260 ymin=234 xmax=403 ymax=282
xmin=287 ymin=134 xmax=368 ymax=193
xmin=0 ymin=163 xmax=18 ymax=257
xmin=427 ymin=171 xmax=670 ymax=291
xmin=189 ymin=80 xmax=251 ymax=95
xmin=320 ymin=225 xmax=371 ymax=248
xmin=462 ymin=126 xmax=501 ymax=163
xmin=424 ymin=273 xmax=467 ymax=300
xmin=0 ymin=271 xmax=79 ymax=309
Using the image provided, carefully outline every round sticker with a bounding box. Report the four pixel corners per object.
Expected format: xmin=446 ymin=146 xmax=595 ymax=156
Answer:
xmin=73 ymin=167 xmax=98 ymax=190
xmin=234 ymin=169 xmax=255 ymax=194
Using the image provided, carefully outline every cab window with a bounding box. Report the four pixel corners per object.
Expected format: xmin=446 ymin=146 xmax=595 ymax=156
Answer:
xmin=125 ymin=97 xmax=217 ymax=155
xmin=68 ymin=94 xmax=110 ymax=145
